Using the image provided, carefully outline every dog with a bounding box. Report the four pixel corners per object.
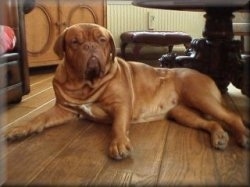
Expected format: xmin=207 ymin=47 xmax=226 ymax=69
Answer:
xmin=5 ymin=23 xmax=249 ymax=160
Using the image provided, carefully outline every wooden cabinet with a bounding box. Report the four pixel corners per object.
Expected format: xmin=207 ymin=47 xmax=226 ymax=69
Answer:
xmin=25 ymin=0 xmax=107 ymax=67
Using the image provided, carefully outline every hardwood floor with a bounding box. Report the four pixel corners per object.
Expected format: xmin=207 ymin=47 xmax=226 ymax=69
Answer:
xmin=1 ymin=65 xmax=249 ymax=186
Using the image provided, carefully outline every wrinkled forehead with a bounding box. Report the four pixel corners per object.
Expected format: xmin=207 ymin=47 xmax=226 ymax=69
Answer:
xmin=64 ymin=25 xmax=109 ymax=42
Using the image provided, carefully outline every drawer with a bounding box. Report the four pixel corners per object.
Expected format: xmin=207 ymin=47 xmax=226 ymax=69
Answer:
xmin=0 ymin=60 xmax=21 ymax=89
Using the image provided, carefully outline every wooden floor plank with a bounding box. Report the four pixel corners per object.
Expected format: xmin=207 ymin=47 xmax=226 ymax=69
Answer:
xmin=3 ymin=99 xmax=55 ymax=129
xmin=28 ymin=122 xmax=111 ymax=186
xmin=28 ymin=73 xmax=52 ymax=85
xmin=213 ymin=144 xmax=249 ymax=186
xmin=4 ymin=97 xmax=55 ymax=126
xmin=29 ymin=120 xmax=169 ymax=186
xmin=157 ymin=122 xmax=220 ymax=186
xmin=90 ymin=120 xmax=169 ymax=186
xmin=4 ymin=88 xmax=55 ymax=125
xmin=17 ymin=87 xmax=55 ymax=108
xmin=28 ymin=67 xmax=55 ymax=85
xmin=4 ymin=75 xmax=55 ymax=126
xmin=4 ymin=120 xmax=88 ymax=186
xmin=22 ymin=76 xmax=53 ymax=101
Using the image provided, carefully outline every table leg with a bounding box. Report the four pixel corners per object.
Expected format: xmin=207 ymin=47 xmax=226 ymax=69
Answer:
xmin=159 ymin=8 xmax=249 ymax=96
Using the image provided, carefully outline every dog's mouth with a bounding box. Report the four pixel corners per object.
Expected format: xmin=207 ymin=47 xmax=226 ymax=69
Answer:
xmin=85 ymin=56 xmax=103 ymax=81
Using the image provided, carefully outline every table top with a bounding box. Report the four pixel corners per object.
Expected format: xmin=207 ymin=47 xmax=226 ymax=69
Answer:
xmin=132 ymin=0 xmax=250 ymax=10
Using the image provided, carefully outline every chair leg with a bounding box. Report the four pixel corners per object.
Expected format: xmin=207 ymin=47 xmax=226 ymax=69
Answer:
xmin=184 ymin=43 xmax=191 ymax=49
xmin=168 ymin=45 xmax=173 ymax=53
xmin=133 ymin=45 xmax=143 ymax=58
xmin=240 ymin=36 xmax=245 ymax=53
xmin=121 ymin=42 xmax=128 ymax=59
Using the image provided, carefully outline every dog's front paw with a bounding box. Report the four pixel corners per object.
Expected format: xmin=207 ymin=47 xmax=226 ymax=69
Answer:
xmin=211 ymin=130 xmax=229 ymax=150
xmin=109 ymin=136 xmax=133 ymax=160
xmin=5 ymin=124 xmax=43 ymax=141
xmin=5 ymin=126 xmax=30 ymax=141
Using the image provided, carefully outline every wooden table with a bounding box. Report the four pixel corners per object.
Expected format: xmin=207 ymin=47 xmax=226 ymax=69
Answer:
xmin=132 ymin=0 xmax=250 ymax=96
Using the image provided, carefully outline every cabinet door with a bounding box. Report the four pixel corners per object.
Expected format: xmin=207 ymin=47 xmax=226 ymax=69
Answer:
xmin=25 ymin=0 xmax=106 ymax=67
xmin=25 ymin=0 xmax=61 ymax=67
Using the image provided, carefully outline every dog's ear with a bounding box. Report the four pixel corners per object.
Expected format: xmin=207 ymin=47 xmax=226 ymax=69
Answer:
xmin=54 ymin=29 xmax=68 ymax=59
xmin=108 ymin=31 xmax=116 ymax=61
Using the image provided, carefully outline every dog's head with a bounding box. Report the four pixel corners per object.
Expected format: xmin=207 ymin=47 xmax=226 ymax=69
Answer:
xmin=54 ymin=23 xmax=116 ymax=82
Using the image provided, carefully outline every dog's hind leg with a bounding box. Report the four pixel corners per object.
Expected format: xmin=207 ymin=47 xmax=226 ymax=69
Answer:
xmin=190 ymin=98 xmax=250 ymax=149
xmin=5 ymin=105 xmax=77 ymax=141
xmin=168 ymin=105 xmax=229 ymax=149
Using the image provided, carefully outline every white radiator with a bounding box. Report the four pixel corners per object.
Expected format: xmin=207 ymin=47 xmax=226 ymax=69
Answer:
xmin=107 ymin=0 xmax=205 ymax=49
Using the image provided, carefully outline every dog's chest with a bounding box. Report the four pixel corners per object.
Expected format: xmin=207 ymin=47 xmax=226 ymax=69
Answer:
xmin=77 ymin=103 xmax=110 ymax=122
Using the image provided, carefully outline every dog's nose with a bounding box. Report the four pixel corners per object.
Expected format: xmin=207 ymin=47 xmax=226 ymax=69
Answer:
xmin=88 ymin=56 xmax=99 ymax=68
xmin=85 ymin=56 xmax=101 ymax=81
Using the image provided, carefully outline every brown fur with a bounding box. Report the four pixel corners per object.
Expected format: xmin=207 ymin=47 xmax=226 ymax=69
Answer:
xmin=5 ymin=23 xmax=249 ymax=160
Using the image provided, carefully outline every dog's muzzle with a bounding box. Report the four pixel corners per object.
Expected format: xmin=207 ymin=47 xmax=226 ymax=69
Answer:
xmin=85 ymin=56 xmax=101 ymax=81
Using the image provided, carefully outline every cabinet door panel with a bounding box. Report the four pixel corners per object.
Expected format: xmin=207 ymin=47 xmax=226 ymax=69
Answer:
xmin=67 ymin=5 xmax=98 ymax=25
xmin=25 ymin=0 xmax=61 ymax=67
xmin=60 ymin=0 xmax=106 ymax=28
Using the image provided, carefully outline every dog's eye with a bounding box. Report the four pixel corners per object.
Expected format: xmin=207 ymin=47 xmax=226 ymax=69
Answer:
xmin=71 ymin=39 xmax=79 ymax=44
xmin=98 ymin=36 xmax=107 ymax=43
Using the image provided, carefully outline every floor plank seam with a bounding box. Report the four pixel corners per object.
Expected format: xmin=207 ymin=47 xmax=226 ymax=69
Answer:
xmin=155 ymin=121 xmax=171 ymax=186
xmin=3 ymin=99 xmax=56 ymax=129
xmin=88 ymin=161 xmax=108 ymax=185
xmin=29 ymin=76 xmax=54 ymax=87
xmin=22 ymin=87 xmax=53 ymax=102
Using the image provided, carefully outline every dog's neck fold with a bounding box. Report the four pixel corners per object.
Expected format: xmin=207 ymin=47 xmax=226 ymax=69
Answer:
xmin=53 ymin=58 xmax=118 ymax=105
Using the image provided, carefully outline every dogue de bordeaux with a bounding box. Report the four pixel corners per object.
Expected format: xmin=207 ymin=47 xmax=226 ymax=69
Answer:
xmin=5 ymin=23 xmax=249 ymax=160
